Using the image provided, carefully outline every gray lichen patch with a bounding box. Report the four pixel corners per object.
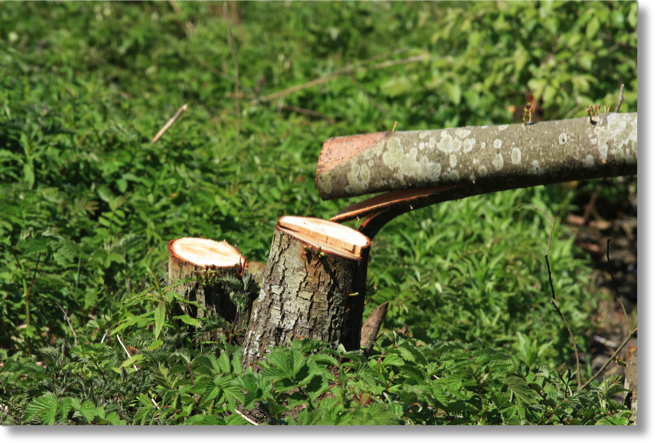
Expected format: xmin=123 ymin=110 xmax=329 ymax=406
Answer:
xmin=318 ymin=172 xmax=332 ymax=196
xmin=584 ymin=154 xmax=594 ymax=168
xmin=442 ymin=169 xmax=460 ymax=181
xmin=344 ymin=164 xmax=368 ymax=195
xmin=559 ymin=133 xmax=567 ymax=145
xmin=492 ymin=153 xmax=504 ymax=170
xmin=382 ymin=136 xmax=441 ymax=184
xmin=437 ymin=132 xmax=462 ymax=154
xmin=494 ymin=139 xmax=503 ymax=149
xmin=450 ymin=154 xmax=457 ymax=168
xmin=463 ymin=138 xmax=476 ymax=153
xmin=478 ymin=165 xmax=488 ymax=177
xmin=499 ymin=124 xmax=509 ymax=131
xmin=532 ymin=160 xmax=540 ymax=173
xmin=593 ymin=113 xmax=638 ymax=161
xmin=511 ymin=148 xmax=522 ymax=165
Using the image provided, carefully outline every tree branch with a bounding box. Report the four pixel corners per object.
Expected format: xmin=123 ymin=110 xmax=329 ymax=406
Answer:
xmin=614 ymin=84 xmax=625 ymax=113
xmin=579 ymin=327 xmax=637 ymax=391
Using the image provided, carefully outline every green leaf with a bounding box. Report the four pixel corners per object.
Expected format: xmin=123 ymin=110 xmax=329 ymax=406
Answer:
xmin=148 ymin=339 xmax=164 ymax=351
xmin=25 ymin=394 xmax=59 ymax=425
xmin=174 ymin=315 xmax=201 ymax=328
xmin=443 ymin=82 xmax=462 ymax=106
xmin=154 ymin=300 xmax=165 ymax=339
xmin=586 ymin=17 xmax=600 ymax=39
xmin=120 ymin=353 xmax=144 ymax=368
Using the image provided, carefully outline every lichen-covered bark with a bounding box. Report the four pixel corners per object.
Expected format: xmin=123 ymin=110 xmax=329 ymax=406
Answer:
xmin=241 ymin=228 xmax=367 ymax=369
xmin=168 ymin=245 xmax=247 ymax=341
xmin=317 ymin=113 xmax=637 ymax=200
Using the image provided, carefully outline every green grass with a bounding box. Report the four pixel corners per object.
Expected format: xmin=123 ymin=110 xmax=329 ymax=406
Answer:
xmin=0 ymin=1 xmax=637 ymax=425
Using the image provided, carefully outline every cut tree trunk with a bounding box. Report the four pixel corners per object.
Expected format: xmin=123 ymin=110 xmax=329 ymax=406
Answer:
xmin=168 ymin=237 xmax=250 ymax=341
xmin=316 ymin=113 xmax=637 ymax=201
xmin=624 ymin=347 xmax=638 ymax=425
xmin=241 ymin=216 xmax=371 ymax=369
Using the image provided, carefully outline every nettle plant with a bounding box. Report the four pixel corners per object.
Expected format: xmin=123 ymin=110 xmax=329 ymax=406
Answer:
xmin=0 ymin=319 xmax=631 ymax=425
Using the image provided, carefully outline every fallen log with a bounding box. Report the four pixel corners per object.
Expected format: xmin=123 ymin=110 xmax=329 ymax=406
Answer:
xmin=317 ymin=113 xmax=637 ymax=202
xmin=168 ymin=237 xmax=252 ymax=341
xmin=241 ymin=216 xmax=371 ymax=369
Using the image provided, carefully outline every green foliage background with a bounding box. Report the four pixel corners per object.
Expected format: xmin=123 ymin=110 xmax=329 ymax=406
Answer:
xmin=0 ymin=1 xmax=637 ymax=425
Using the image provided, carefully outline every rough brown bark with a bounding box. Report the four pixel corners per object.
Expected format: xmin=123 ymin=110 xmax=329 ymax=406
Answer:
xmin=360 ymin=301 xmax=389 ymax=354
xmin=241 ymin=217 xmax=371 ymax=369
xmin=168 ymin=237 xmax=250 ymax=341
xmin=316 ymin=113 xmax=637 ymax=201
xmin=624 ymin=347 xmax=638 ymax=425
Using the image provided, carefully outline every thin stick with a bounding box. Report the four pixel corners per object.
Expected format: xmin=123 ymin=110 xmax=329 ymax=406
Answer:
xmin=116 ymin=334 xmax=138 ymax=371
xmin=54 ymin=301 xmax=77 ymax=346
xmin=517 ymin=204 xmax=555 ymax=255
xmin=101 ymin=330 xmax=108 ymax=344
xmin=261 ymin=53 xmax=429 ymax=103
xmin=225 ymin=2 xmax=241 ymax=144
xmin=25 ymin=253 xmax=42 ymax=355
xmin=518 ymin=204 xmax=581 ymax=387
xmin=234 ymin=408 xmax=259 ymax=426
xmin=198 ymin=57 xmax=236 ymax=83
xmin=546 ymin=257 xmax=581 ymax=388
xmin=606 ymin=238 xmax=630 ymax=323
xmin=579 ymin=327 xmax=637 ymax=391
xmin=277 ymin=104 xmax=337 ymax=124
xmin=614 ymin=84 xmax=625 ymax=113
xmin=151 ymin=104 xmax=187 ymax=144
xmin=168 ymin=0 xmax=182 ymax=16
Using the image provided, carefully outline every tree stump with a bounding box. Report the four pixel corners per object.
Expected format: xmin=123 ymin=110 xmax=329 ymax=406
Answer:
xmin=241 ymin=216 xmax=371 ymax=369
xmin=168 ymin=237 xmax=250 ymax=341
xmin=624 ymin=346 xmax=638 ymax=425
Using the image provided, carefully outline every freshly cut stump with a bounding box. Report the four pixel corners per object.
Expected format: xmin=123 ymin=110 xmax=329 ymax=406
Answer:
xmin=242 ymin=216 xmax=371 ymax=369
xmin=168 ymin=237 xmax=249 ymax=341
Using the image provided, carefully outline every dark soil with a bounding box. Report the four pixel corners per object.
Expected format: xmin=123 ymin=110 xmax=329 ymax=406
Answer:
xmin=565 ymin=176 xmax=637 ymax=389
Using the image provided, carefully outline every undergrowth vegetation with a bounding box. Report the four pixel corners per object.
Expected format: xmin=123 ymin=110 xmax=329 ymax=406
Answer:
xmin=0 ymin=1 xmax=637 ymax=425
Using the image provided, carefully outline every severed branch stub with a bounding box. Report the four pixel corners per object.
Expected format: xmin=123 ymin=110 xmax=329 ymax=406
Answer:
xmin=360 ymin=301 xmax=389 ymax=355
xmin=241 ymin=216 xmax=371 ymax=369
xmin=316 ymin=113 xmax=637 ymax=202
xmin=168 ymin=237 xmax=251 ymax=342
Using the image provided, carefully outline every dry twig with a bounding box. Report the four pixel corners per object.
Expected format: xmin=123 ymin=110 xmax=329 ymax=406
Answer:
xmin=234 ymin=408 xmax=259 ymax=426
xmin=116 ymin=334 xmax=139 ymax=371
xmin=518 ymin=204 xmax=581 ymax=388
xmin=614 ymin=83 xmax=625 ymax=113
xmin=54 ymin=301 xmax=77 ymax=346
xmin=225 ymin=2 xmax=241 ymax=143
xmin=151 ymin=104 xmax=187 ymax=144
xmin=579 ymin=327 xmax=637 ymax=391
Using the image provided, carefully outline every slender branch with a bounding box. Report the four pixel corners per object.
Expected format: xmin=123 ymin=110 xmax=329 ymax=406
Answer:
xmin=277 ymin=104 xmax=337 ymax=124
xmin=261 ymin=53 xmax=428 ymax=103
xmin=54 ymin=301 xmax=77 ymax=346
xmin=198 ymin=57 xmax=236 ymax=83
xmin=25 ymin=253 xmax=42 ymax=355
xmin=116 ymin=334 xmax=138 ymax=371
xmin=168 ymin=0 xmax=182 ymax=16
xmin=614 ymin=83 xmax=625 ymax=113
xmin=519 ymin=205 xmax=581 ymax=388
xmin=225 ymin=1 xmax=241 ymax=144
xmin=151 ymin=104 xmax=187 ymax=144
xmin=188 ymin=362 xmax=199 ymax=406
xmin=517 ymin=204 xmax=555 ymax=256
xmin=579 ymin=327 xmax=637 ymax=391
xmin=234 ymin=408 xmax=259 ymax=426
xmin=101 ymin=330 xmax=108 ymax=344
